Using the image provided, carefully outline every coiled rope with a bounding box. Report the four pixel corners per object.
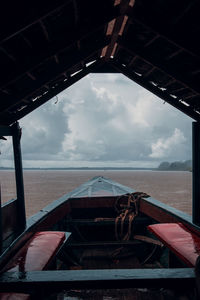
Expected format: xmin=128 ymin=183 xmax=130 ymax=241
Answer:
xmin=114 ymin=192 xmax=149 ymax=241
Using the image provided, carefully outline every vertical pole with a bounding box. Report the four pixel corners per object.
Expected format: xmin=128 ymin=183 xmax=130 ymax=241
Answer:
xmin=0 ymin=185 xmax=2 ymax=253
xmin=192 ymin=122 xmax=200 ymax=226
xmin=12 ymin=122 xmax=26 ymax=231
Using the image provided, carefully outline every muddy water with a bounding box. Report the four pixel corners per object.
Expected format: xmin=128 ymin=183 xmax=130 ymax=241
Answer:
xmin=0 ymin=170 xmax=192 ymax=217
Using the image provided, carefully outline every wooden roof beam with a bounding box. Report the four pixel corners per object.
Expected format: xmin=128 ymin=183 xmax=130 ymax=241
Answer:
xmin=127 ymin=55 xmax=138 ymax=67
xmin=118 ymin=38 xmax=200 ymax=94
xmin=166 ymin=49 xmax=183 ymax=60
xmin=0 ymin=46 xmax=16 ymax=62
xmin=39 ymin=20 xmax=50 ymax=42
xmin=104 ymin=0 xmax=135 ymax=60
xmin=111 ymin=60 xmax=200 ymax=121
xmin=162 ymin=79 xmax=177 ymax=88
xmin=0 ymin=0 xmax=71 ymax=45
xmin=54 ymin=55 xmax=59 ymax=64
xmin=142 ymin=66 xmax=156 ymax=78
xmin=27 ymin=72 xmax=36 ymax=80
xmin=128 ymin=15 xmax=200 ymax=60
xmin=182 ymin=93 xmax=199 ymax=101
xmin=144 ymin=34 xmax=160 ymax=48
xmin=0 ymin=36 xmax=111 ymax=114
xmin=1 ymin=59 xmax=105 ymax=125
xmin=0 ymin=7 xmax=120 ymax=90
xmin=169 ymin=86 xmax=187 ymax=93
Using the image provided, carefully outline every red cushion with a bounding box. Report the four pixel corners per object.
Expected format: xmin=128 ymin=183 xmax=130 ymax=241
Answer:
xmin=148 ymin=223 xmax=200 ymax=267
xmin=0 ymin=294 xmax=30 ymax=300
xmin=5 ymin=231 xmax=65 ymax=272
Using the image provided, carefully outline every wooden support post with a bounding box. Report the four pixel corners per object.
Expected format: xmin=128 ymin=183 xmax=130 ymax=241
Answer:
xmin=192 ymin=122 xmax=200 ymax=226
xmin=0 ymin=186 xmax=2 ymax=253
xmin=12 ymin=122 xmax=26 ymax=231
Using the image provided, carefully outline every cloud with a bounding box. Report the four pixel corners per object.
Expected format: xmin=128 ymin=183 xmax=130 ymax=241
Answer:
xmin=20 ymin=99 xmax=70 ymax=161
xmin=0 ymin=73 xmax=193 ymax=168
xmin=149 ymin=128 xmax=186 ymax=159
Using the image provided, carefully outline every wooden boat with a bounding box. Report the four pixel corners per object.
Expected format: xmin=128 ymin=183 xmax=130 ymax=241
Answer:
xmin=0 ymin=0 xmax=200 ymax=299
xmin=0 ymin=175 xmax=198 ymax=299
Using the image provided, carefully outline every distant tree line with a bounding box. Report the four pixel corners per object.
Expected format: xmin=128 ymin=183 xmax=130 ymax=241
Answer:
xmin=158 ymin=160 xmax=192 ymax=171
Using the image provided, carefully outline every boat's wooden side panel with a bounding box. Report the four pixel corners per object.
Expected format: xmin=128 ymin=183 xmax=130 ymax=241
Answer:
xmin=140 ymin=196 xmax=200 ymax=240
xmin=0 ymin=197 xmax=71 ymax=270
xmin=2 ymin=199 xmax=19 ymax=241
xmin=140 ymin=198 xmax=182 ymax=223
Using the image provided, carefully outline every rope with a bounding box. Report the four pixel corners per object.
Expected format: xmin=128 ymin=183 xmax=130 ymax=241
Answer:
xmin=114 ymin=192 xmax=149 ymax=241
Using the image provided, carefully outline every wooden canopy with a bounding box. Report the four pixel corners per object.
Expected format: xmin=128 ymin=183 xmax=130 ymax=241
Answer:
xmin=0 ymin=0 xmax=200 ymax=125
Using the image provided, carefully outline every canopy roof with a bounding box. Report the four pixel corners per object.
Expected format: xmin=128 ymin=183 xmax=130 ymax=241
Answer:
xmin=0 ymin=0 xmax=200 ymax=126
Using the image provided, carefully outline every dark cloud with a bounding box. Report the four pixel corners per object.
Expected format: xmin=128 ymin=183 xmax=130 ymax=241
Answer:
xmin=0 ymin=74 xmax=193 ymax=168
xmin=21 ymin=99 xmax=70 ymax=160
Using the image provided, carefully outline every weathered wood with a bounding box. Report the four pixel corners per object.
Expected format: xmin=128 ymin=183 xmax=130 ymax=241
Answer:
xmin=111 ymin=61 xmax=200 ymax=121
xmin=67 ymin=240 xmax=142 ymax=248
xmin=1 ymin=199 xmax=19 ymax=242
xmin=0 ymin=1 xmax=70 ymax=44
xmin=0 ymin=269 xmax=195 ymax=293
xmin=0 ymin=186 xmax=2 ymax=253
xmin=192 ymin=122 xmax=200 ymax=226
xmin=118 ymin=37 xmax=200 ymax=94
xmin=1 ymin=36 xmax=111 ymax=115
xmin=140 ymin=196 xmax=192 ymax=224
xmin=3 ymin=60 xmax=105 ymax=125
xmin=66 ymin=216 xmax=149 ymax=226
xmin=12 ymin=123 xmax=26 ymax=231
xmin=0 ymin=7 xmax=120 ymax=90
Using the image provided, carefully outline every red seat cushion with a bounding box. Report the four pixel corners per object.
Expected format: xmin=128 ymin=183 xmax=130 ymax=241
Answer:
xmin=5 ymin=231 xmax=65 ymax=272
xmin=0 ymin=294 xmax=30 ymax=300
xmin=148 ymin=223 xmax=200 ymax=267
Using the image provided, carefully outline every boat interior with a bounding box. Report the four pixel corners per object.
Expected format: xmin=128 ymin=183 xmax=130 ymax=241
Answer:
xmin=0 ymin=176 xmax=197 ymax=299
xmin=0 ymin=0 xmax=200 ymax=299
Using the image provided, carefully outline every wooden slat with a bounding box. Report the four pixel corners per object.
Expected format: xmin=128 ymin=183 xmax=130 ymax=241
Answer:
xmin=66 ymin=216 xmax=149 ymax=226
xmin=0 ymin=1 xmax=70 ymax=44
xmin=0 ymin=269 xmax=195 ymax=293
xmin=104 ymin=0 xmax=132 ymax=60
xmin=111 ymin=61 xmax=200 ymax=121
xmin=67 ymin=240 xmax=142 ymax=248
xmin=118 ymin=37 xmax=200 ymax=95
xmin=129 ymin=8 xmax=200 ymax=58
xmin=0 ymin=37 xmax=110 ymax=115
xmin=1 ymin=59 xmax=105 ymax=125
xmin=192 ymin=122 xmax=200 ymax=226
xmin=0 ymin=6 xmax=120 ymax=90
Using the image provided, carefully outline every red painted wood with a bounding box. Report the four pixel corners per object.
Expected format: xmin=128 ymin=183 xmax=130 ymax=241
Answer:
xmin=148 ymin=223 xmax=200 ymax=267
xmin=4 ymin=231 xmax=65 ymax=272
xmin=0 ymin=293 xmax=30 ymax=300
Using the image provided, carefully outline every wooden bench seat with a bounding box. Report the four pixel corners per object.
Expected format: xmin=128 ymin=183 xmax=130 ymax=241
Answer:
xmin=4 ymin=231 xmax=66 ymax=272
xmin=148 ymin=223 xmax=200 ymax=267
xmin=0 ymin=231 xmax=66 ymax=299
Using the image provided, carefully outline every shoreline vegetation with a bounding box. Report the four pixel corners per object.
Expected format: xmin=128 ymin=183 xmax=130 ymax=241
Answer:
xmin=157 ymin=160 xmax=192 ymax=171
xmin=0 ymin=160 xmax=192 ymax=171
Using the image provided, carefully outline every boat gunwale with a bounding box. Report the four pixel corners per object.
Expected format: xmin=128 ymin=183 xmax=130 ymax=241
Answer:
xmin=0 ymin=177 xmax=198 ymax=272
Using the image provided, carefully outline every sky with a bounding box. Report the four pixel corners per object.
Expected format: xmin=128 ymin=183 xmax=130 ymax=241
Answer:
xmin=0 ymin=73 xmax=193 ymax=168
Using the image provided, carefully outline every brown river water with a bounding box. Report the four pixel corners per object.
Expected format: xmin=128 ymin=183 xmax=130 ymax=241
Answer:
xmin=0 ymin=170 xmax=192 ymax=217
